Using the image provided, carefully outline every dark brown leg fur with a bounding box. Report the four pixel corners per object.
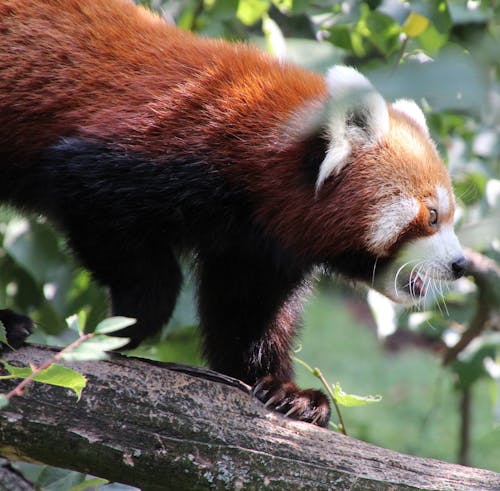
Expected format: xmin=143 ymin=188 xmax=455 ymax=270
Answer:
xmin=197 ymin=251 xmax=331 ymax=427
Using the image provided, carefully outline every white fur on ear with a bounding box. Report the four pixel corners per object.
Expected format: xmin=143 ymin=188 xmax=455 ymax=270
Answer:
xmin=391 ymin=99 xmax=429 ymax=136
xmin=316 ymin=66 xmax=389 ymax=191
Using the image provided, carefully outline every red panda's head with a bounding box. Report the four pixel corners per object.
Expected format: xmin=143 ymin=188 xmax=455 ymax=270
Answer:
xmin=312 ymin=66 xmax=466 ymax=306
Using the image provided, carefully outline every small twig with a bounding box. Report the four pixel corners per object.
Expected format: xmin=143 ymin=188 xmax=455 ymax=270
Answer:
xmin=5 ymin=333 xmax=94 ymax=400
xmin=391 ymin=34 xmax=408 ymax=73
xmin=294 ymin=357 xmax=348 ymax=435
xmin=315 ymin=368 xmax=348 ymax=435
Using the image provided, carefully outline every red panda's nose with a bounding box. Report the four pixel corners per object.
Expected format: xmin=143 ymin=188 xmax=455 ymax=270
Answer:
xmin=451 ymin=256 xmax=467 ymax=279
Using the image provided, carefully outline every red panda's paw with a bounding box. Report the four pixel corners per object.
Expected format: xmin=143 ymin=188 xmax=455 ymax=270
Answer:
xmin=252 ymin=375 xmax=331 ymax=427
xmin=0 ymin=309 xmax=34 ymax=352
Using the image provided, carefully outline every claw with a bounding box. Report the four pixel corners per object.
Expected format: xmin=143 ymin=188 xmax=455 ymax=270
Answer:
xmin=252 ymin=376 xmax=331 ymax=427
xmin=264 ymin=394 xmax=280 ymax=408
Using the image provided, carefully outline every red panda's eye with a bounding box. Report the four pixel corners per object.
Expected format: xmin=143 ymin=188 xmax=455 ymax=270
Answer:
xmin=429 ymin=209 xmax=438 ymax=227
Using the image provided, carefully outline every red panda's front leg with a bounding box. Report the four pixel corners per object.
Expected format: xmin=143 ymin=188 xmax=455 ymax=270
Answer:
xmin=197 ymin=252 xmax=331 ymax=427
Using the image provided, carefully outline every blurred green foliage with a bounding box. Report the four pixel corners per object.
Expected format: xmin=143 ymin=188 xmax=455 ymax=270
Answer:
xmin=1 ymin=0 xmax=499 ymax=480
xmin=298 ymin=288 xmax=500 ymax=471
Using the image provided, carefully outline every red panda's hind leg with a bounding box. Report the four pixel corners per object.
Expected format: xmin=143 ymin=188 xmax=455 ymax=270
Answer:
xmin=66 ymin=227 xmax=182 ymax=349
xmin=36 ymin=138 xmax=186 ymax=349
xmin=105 ymin=249 xmax=183 ymax=349
xmin=197 ymin=252 xmax=331 ymax=427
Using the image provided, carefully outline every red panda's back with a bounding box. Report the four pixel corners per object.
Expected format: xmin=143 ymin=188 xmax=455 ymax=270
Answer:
xmin=0 ymin=0 xmax=201 ymax=160
xmin=0 ymin=0 xmax=326 ymax=165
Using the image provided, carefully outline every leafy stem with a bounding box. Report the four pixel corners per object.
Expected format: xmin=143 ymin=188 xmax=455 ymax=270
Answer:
xmin=294 ymin=357 xmax=348 ymax=435
xmin=5 ymin=332 xmax=94 ymax=400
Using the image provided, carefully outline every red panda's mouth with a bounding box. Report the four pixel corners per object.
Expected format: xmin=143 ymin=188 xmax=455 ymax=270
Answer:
xmin=408 ymin=272 xmax=425 ymax=298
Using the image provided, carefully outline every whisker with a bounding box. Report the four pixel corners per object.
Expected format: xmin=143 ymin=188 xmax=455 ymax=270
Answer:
xmin=420 ymin=267 xmax=432 ymax=309
xmin=432 ymin=279 xmax=444 ymax=315
xmin=417 ymin=264 xmax=428 ymax=306
xmin=421 ymin=264 xmax=437 ymax=311
xmin=371 ymin=257 xmax=379 ymax=289
xmin=437 ymin=279 xmax=450 ymax=316
xmin=407 ymin=262 xmax=421 ymax=305
xmin=421 ymin=274 xmax=431 ymax=309
xmin=393 ymin=260 xmax=417 ymax=298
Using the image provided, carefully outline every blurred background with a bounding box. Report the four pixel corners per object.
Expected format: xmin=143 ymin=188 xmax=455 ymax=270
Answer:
xmin=1 ymin=0 xmax=499 ymax=479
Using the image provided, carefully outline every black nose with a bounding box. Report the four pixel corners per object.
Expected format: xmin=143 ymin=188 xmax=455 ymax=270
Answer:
xmin=451 ymin=256 xmax=467 ymax=279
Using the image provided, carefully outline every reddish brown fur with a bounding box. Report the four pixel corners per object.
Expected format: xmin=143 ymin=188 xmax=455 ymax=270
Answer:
xmin=0 ymin=0 xmax=325 ymax=157
xmin=377 ymin=109 xmax=454 ymax=246
xmin=0 ymin=0 xmax=461 ymax=427
xmin=252 ymin=110 xmax=454 ymax=260
xmin=0 ymin=0 xmax=453 ymax=264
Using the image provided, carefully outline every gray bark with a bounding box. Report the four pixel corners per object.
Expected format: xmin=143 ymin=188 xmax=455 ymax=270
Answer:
xmin=1 ymin=344 xmax=499 ymax=490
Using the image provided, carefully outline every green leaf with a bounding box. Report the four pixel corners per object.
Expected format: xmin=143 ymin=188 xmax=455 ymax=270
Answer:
xmin=61 ymin=335 xmax=130 ymax=361
xmin=205 ymin=0 xmax=239 ymax=22
xmin=3 ymin=221 xmax=76 ymax=325
xmin=0 ymin=320 xmax=6 ymax=344
xmin=350 ymin=31 xmax=366 ymax=58
xmin=94 ymin=316 xmax=136 ymax=335
xmin=0 ymin=361 xmax=86 ymax=399
xmin=328 ymin=25 xmax=354 ymax=51
xmin=128 ymin=325 xmax=203 ymax=365
xmin=332 ymin=383 xmax=382 ymax=407
xmin=403 ymin=12 xmax=429 ymax=37
xmin=69 ymin=477 xmax=109 ymax=491
xmin=77 ymin=310 xmax=88 ymax=334
xmin=411 ymin=0 xmax=451 ymax=34
xmin=66 ymin=314 xmax=83 ymax=335
xmin=3 ymin=219 xmax=62 ymax=285
xmin=0 ymin=394 xmax=9 ymax=409
xmin=237 ymin=0 xmax=270 ymax=26
xmin=36 ymin=467 xmax=86 ymax=491
xmin=455 ymin=172 xmax=488 ymax=206
xmin=417 ymin=22 xmax=448 ymax=53
xmin=362 ymin=10 xmax=401 ymax=56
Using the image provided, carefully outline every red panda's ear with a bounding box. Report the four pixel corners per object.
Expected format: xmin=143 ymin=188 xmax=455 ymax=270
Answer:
xmin=316 ymin=66 xmax=389 ymax=191
xmin=391 ymin=99 xmax=429 ymax=136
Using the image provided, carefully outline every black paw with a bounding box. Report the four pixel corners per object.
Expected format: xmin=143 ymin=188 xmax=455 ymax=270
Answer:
xmin=252 ymin=375 xmax=331 ymax=427
xmin=0 ymin=309 xmax=34 ymax=350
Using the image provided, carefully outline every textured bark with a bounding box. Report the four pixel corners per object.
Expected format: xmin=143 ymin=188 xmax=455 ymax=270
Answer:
xmin=443 ymin=248 xmax=500 ymax=366
xmin=1 ymin=345 xmax=499 ymax=491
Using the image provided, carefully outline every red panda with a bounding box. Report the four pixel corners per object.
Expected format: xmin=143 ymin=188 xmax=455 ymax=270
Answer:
xmin=0 ymin=0 xmax=466 ymax=427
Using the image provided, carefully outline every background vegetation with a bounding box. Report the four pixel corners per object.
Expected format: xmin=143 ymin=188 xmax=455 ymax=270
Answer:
xmin=1 ymin=0 xmax=499 ymax=488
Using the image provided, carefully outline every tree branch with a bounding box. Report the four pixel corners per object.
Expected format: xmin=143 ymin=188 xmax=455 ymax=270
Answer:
xmin=1 ymin=345 xmax=499 ymax=490
xmin=443 ymin=248 xmax=500 ymax=366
